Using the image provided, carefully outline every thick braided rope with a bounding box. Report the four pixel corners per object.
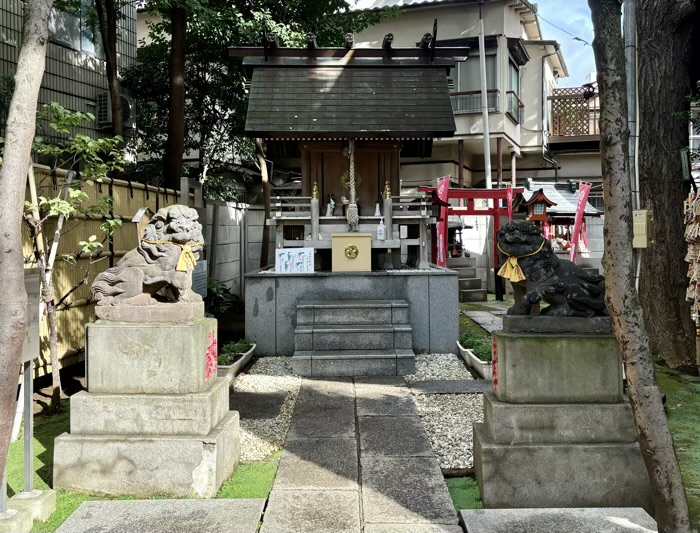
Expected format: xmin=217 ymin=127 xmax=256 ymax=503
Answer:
xmin=348 ymin=139 xmax=359 ymax=231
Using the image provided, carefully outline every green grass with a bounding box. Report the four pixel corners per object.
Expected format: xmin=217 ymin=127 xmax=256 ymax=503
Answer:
xmin=6 ymin=399 xmax=281 ymax=532
xmin=459 ymin=330 xmax=492 ymax=362
xmin=657 ymin=366 xmax=700 ymax=525
xmin=446 ymin=477 xmax=483 ymax=511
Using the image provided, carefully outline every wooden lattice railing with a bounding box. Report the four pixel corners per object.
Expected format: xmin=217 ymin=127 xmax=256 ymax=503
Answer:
xmin=549 ymin=87 xmax=600 ymax=137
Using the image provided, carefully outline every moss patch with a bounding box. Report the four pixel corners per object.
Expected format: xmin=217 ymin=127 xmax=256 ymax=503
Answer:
xmin=446 ymin=476 xmax=483 ymax=511
xmin=657 ymin=366 xmax=700 ymax=524
xmin=217 ymin=452 xmax=282 ymax=499
xmin=7 ymin=398 xmax=281 ymax=532
xmin=459 ymin=315 xmax=490 ymax=338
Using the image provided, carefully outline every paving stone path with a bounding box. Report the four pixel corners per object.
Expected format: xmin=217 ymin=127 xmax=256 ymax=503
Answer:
xmin=465 ymin=311 xmax=503 ymax=333
xmin=260 ymin=377 xmax=462 ymax=533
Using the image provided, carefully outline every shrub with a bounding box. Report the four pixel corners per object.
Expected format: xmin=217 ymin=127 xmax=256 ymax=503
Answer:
xmin=205 ymin=279 xmax=243 ymax=317
xmin=218 ymin=339 xmax=253 ymax=366
xmin=459 ymin=331 xmax=492 ymax=362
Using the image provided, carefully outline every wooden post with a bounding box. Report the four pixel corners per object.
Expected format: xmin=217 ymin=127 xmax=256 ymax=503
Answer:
xmin=493 ymin=210 xmax=504 ymax=301
xmin=311 ymin=183 xmax=320 ymax=243
xmin=383 ymin=193 xmax=394 ymax=269
xmin=419 ymin=221 xmax=430 ymax=270
xmin=511 ymin=151 xmax=517 ymax=188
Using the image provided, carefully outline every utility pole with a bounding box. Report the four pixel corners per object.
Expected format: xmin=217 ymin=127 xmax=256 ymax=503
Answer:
xmin=478 ymin=0 xmax=492 ymax=189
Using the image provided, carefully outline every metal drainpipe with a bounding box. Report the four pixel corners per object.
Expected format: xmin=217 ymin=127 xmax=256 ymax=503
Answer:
xmin=542 ymin=48 xmax=560 ymax=181
xmin=624 ymin=0 xmax=642 ymax=291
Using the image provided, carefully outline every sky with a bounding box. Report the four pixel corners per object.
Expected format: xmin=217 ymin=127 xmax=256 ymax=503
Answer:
xmin=535 ymin=0 xmax=596 ymax=87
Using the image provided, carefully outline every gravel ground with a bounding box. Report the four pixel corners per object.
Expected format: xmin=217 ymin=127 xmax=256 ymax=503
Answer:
xmin=405 ymin=352 xmax=484 ymax=470
xmin=413 ymin=393 xmax=483 ymax=469
xmin=404 ymin=353 xmax=474 ymax=382
xmin=232 ymin=357 xmax=301 ymax=461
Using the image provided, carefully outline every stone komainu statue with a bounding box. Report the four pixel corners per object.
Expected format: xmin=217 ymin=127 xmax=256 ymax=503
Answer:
xmin=92 ymin=205 xmax=204 ymax=306
xmin=497 ymin=221 xmax=607 ymax=317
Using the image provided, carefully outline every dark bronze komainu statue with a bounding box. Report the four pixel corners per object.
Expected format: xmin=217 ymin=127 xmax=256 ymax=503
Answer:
xmin=497 ymin=221 xmax=607 ymax=317
xmin=92 ymin=205 xmax=204 ymax=306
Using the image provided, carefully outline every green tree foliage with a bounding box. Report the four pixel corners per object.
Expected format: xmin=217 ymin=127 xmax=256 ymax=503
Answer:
xmin=124 ymin=1 xmax=393 ymax=197
xmin=22 ymin=103 xmax=126 ymax=413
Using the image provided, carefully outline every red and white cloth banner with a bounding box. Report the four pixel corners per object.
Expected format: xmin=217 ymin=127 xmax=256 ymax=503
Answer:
xmin=506 ymin=186 xmax=514 ymax=222
xmin=544 ymin=219 xmax=552 ymax=241
xmin=436 ymin=176 xmax=451 ymax=267
xmin=569 ymin=182 xmax=591 ymax=263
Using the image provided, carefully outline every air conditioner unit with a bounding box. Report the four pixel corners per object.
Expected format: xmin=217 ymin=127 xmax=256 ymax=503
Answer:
xmin=96 ymin=92 xmax=134 ymax=130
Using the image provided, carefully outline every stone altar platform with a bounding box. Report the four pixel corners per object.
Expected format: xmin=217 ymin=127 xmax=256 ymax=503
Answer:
xmin=474 ymin=316 xmax=652 ymax=511
xmin=54 ymin=303 xmax=240 ymax=498
xmin=245 ymin=268 xmax=459 ymax=356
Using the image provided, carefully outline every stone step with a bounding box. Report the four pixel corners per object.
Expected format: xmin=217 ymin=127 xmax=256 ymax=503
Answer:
xmin=459 ymin=278 xmax=482 ymax=290
xmin=297 ymin=299 xmax=409 ymax=326
xmin=460 ymin=508 xmax=657 ymax=533
xmin=295 ymin=324 xmax=412 ymax=352
xmin=446 ymin=256 xmax=476 ymax=268
xmin=460 ymin=289 xmax=488 ymax=302
xmin=450 ymin=266 xmax=477 ymax=279
xmin=292 ymin=349 xmax=415 ymax=377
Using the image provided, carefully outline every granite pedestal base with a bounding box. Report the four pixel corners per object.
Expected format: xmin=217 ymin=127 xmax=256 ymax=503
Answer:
xmin=474 ymin=316 xmax=652 ymax=511
xmin=54 ymin=411 xmax=239 ymax=498
xmin=54 ymin=311 xmax=239 ymax=498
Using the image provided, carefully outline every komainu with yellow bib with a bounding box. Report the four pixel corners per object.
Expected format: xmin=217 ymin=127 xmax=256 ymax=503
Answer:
xmin=92 ymin=205 xmax=204 ymax=306
xmin=497 ymin=221 xmax=607 ymax=317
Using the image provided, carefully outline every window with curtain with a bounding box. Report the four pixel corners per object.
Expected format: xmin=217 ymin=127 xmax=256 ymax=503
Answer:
xmin=509 ymin=60 xmax=520 ymax=96
xmin=456 ymin=55 xmax=497 ymax=92
xmin=49 ymin=0 xmax=104 ymax=59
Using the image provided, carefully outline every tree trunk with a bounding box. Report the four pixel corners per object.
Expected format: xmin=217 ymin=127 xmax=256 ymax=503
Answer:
xmin=163 ymin=6 xmax=187 ymax=191
xmin=95 ymin=0 xmax=122 ymax=138
xmin=637 ymin=0 xmax=696 ymax=373
xmin=589 ymin=1 xmax=692 ymax=531
xmin=256 ymin=138 xmax=271 ymax=268
xmin=0 ymin=0 xmax=52 ymax=478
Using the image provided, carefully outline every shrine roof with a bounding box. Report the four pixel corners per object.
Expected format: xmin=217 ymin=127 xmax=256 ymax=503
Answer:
xmin=240 ymin=57 xmax=458 ymax=139
xmin=522 ymin=181 xmax=601 ymax=216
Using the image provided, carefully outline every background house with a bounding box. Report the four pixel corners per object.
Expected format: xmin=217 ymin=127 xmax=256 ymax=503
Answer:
xmin=353 ymin=0 xmax=603 ymax=289
xmin=0 ymin=0 xmax=137 ymax=139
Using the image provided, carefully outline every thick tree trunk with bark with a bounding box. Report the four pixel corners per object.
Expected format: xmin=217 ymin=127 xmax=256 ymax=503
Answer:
xmin=589 ymin=1 xmax=692 ymax=531
xmin=163 ymin=6 xmax=187 ymax=191
xmin=95 ymin=0 xmax=122 ymax=138
xmin=0 ymin=0 xmax=52 ymax=477
xmin=637 ymin=0 xmax=696 ymax=372
xmin=256 ymin=138 xmax=271 ymax=268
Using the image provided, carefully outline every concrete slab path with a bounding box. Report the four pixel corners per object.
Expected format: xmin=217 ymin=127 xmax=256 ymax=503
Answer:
xmin=56 ymin=499 xmax=266 ymax=533
xmin=261 ymin=377 xmax=461 ymax=533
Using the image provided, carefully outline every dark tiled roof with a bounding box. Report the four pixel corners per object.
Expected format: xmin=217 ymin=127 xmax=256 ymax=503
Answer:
xmin=244 ymin=67 xmax=456 ymax=139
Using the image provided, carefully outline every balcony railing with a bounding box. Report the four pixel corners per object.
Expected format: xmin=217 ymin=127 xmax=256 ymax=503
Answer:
xmin=506 ymin=91 xmax=524 ymax=125
xmin=549 ymin=87 xmax=600 ymax=137
xmin=450 ymin=89 xmax=499 ymax=115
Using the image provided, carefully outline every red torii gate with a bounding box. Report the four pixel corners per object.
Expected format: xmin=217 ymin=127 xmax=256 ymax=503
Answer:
xmin=420 ymin=186 xmax=525 ymax=300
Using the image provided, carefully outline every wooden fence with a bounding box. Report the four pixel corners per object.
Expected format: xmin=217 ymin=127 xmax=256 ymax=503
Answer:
xmin=24 ymin=164 xmax=192 ymax=376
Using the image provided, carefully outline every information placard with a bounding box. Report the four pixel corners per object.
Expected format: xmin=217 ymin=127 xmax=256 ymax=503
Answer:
xmin=275 ymin=248 xmax=314 ymax=274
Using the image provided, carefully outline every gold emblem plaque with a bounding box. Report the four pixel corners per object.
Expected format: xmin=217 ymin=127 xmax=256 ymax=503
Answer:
xmin=332 ymin=233 xmax=371 ymax=272
xmin=345 ymin=245 xmax=359 ymax=259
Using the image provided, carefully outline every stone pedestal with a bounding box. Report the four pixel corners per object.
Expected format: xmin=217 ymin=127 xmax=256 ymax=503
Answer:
xmin=54 ymin=303 xmax=240 ymax=498
xmin=8 ymin=490 xmax=56 ymax=522
xmin=474 ymin=316 xmax=652 ymax=511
